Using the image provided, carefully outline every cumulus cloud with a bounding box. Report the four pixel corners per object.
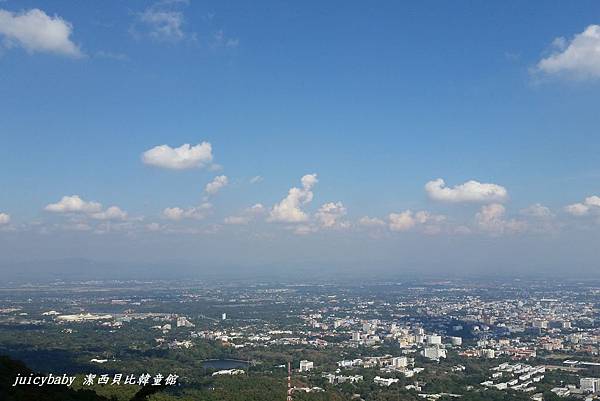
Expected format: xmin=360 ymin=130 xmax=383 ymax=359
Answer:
xmin=142 ymin=142 xmax=213 ymax=170
xmin=358 ymin=216 xmax=386 ymax=227
xmin=536 ymin=25 xmax=600 ymax=80
xmin=45 ymin=195 xmax=102 ymax=214
xmin=205 ymin=175 xmax=228 ymax=195
xmin=45 ymin=195 xmax=131 ymax=226
xmin=90 ymin=206 xmax=128 ymax=221
xmin=0 ymin=8 xmax=83 ymax=57
xmin=315 ymin=202 xmax=348 ymax=229
xmin=521 ymin=203 xmax=554 ymax=219
xmin=248 ymin=203 xmax=265 ymax=214
xmin=388 ymin=210 xmax=446 ymax=232
xmin=162 ymin=202 xmax=212 ymax=220
xmin=388 ymin=211 xmax=416 ymax=232
xmin=224 ymin=203 xmax=265 ymax=225
xmin=146 ymin=222 xmax=163 ymax=232
xmin=565 ymin=195 xmax=600 ymax=216
xmin=162 ymin=207 xmax=185 ymax=220
xmin=425 ymin=178 xmax=508 ymax=203
xmin=565 ymin=203 xmax=589 ymax=216
xmin=0 ymin=213 xmax=10 ymax=225
xmin=415 ymin=211 xmax=445 ymax=224
xmin=268 ymin=174 xmax=318 ymax=223
xmin=476 ymin=203 xmax=526 ymax=234
xmin=587 ymin=196 xmax=600 ymax=207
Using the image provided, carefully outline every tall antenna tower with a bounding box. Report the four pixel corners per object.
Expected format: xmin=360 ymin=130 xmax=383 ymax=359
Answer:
xmin=287 ymin=361 xmax=293 ymax=401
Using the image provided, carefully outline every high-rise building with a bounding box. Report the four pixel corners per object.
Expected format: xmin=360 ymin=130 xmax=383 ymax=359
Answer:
xmin=422 ymin=346 xmax=447 ymax=360
xmin=580 ymin=377 xmax=600 ymax=393
xmin=426 ymin=334 xmax=442 ymax=345
xmin=392 ymin=356 xmax=408 ymax=368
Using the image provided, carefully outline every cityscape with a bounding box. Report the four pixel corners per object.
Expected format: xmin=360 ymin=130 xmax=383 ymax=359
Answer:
xmin=0 ymin=278 xmax=599 ymax=400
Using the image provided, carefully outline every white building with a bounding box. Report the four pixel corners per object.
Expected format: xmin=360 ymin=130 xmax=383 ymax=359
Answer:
xmin=422 ymin=346 xmax=447 ymax=360
xmin=450 ymin=336 xmax=462 ymax=346
xmin=176 ymin=316 xmax=195 ymax=327
xmin=374 ymin=376 xmax=399 ymax=386
xmin=299 ymin=360 xmax=314 ymax=372
xmin=482 ymin=349 xmax=496 ymax=359
xmin=426 ymin=334 xmax=442 ymax=345
xmin=580 ymin=377 xmax=600 ymax=393
xmin=392 ymin=356 xmax=408 ymax=368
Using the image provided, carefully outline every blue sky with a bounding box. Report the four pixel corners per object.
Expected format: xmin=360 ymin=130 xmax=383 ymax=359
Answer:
xmin=1 ymin=1 xmax=600 ymax=276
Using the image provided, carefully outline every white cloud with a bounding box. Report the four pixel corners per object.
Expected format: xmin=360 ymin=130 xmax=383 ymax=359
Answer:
xmin=537 ymin=25 xmax=600 ymax=80
xmin=414 ymin=210 xmax=446 ymax=224
xmin=224 ymin=203 xmax=265 ymax=225
xmin=476 ymin=203 xmax=526 ymax=234
xmin=162 ymin=202 xmax=211 ymax=220
xmin=248 ymin=203 xmax=265 ymax=214
xmin=585 ymin=195 xmax=600 ymax=207
xmin=388 ymin=211 xmax=416 ymax=232
xmin=205 ymin=175 xmax=228 ymax=195
xmin=0 ymin=213 xmax=10 ymax=225
xmin=358 ymin=216 xmax=386 ymax=227
xmin=45 ymin=195 xmax=102 ymax=214
xmin=135 ymin=1 xmax=188 ymax=42
xmin=268 ymin=174 xmax=317 ymax=223
xmin=45 ymin=195 xmax=131 ymax=227
xmin=141 ymin=11 xmax=183 ymax=41
xmin=146 ymin=222 xmax=162 ymax=232
xmin=315 ymin=202 xmax=348 ymax=229
xmin=142 ymin=142 xmax=213 ymax=170
xmin=90 ymin=206 xmax=128 ymax=221
xmin=162 ymin=207 xmax=185 ymax=220
xmin=565 ymin=203 xmax=589 ymax=216
xmin=0 ymin=8 xmax=83 ymax=57
xmin=521 ymin=203 xmax=553 ymax=218
xmin=250 ymin=175 xmax=263 ymax=184
xmin=388 ymin=210 xmax=446 ymax=232
xmin=565 ymin=195 xmax=600 ymax=216
xmin=425 ymin=178 xmax=508 ymax=203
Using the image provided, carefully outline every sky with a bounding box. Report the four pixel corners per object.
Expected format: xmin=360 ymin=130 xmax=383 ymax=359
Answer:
xmin=1 ymin=1 xmax=600 ymax=278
